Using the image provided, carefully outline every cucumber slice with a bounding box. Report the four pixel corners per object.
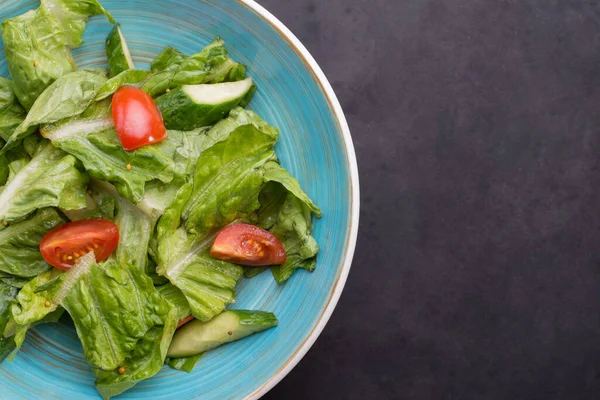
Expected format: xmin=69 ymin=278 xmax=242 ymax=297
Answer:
xmin=106 ymin=24 xmax=135 ymax=77
xmin=156 ymin=77 xmax=254 ymax=130
xmin=167 ymin=310 xmax=277 ymax=358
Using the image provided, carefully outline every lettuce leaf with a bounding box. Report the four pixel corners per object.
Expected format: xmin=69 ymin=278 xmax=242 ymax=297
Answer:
xmin=2 ymin=1 xmax=113 ymax=110
xmin=166 ymin=354 xmax=203 ymax=373
xmin=141 ymin=39 xmax=246 ymax=97
xmin=263 ymin=161 xmax=322 ymax=217
xmin=0 ymin=208 xmax=67 ymax=279
xmin=94 ymin=70 xmax=150 ymax=101
xmin=27 ymin=253 xmax=174 ymax=371
xmin=2 ymin=70 xmax=109 ymax=151
xmin=42 ymin=0 xmax=115 ymax=47
xmin=6 ymin=269 xmax=65 ymax=358
xmin=94 ymin=313 xmax=177 ymax=399
xmin=156 ymin=283 xmax=190 ymax=321
xmin=0 ymin=281 xmax=18 ymax=362
xmin=181 ymin=125 xmax=278 ymax=234
xmin=0 ymin=78 xmax=28 ymax=142
xmin=269 ymin=191 xmax=320 ymax=284
xmin=90 ymin=180 xmax=153 ymax=271
xmin=157 ymin=228 xmax=243 ymax=322
xmin=41 ymin=100 xmax=174 ymax=203
xmin=0 ymin=141 xmax=88 ymax=223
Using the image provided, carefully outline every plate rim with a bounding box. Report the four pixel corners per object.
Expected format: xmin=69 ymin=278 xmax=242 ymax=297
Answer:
xmin=236 ymin=1 xmax=361 ymax=399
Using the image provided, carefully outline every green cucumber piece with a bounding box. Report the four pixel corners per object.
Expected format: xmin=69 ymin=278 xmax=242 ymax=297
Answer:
xmin=106 ymin=24 xmax=135 ymax=77
xmin=156 ymin=77 xmax=254 ymax=130
xmin=167 ymin=310 xmax=277 ymax=358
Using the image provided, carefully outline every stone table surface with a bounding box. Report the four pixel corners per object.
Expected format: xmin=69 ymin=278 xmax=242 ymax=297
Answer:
xmin=260 ymin=1 xmax=600 ymax=399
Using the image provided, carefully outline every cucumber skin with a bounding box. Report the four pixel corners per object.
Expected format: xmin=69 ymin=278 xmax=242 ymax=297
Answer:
xmin=155 ymin=85 xmax=254 ymax=131
xmin=167 ymin=310 xmax=277 ymax=358
xmin=106 ymin=25 xmax=133 ymax=77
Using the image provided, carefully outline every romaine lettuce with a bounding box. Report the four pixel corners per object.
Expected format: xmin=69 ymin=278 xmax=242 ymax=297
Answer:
xmin=141 ymin=39 xmax=247 ymax=97
xmin=0 ymin=209 xmax=67 ymax=279
xmin=0 ymin=281 xmax=18 ymax=362
xmin=0 ymin=78 xmax=28 ymax=142
xmin=2 ymin=0 xmax=113 ymax=110
xmin=0 ymin=141 xmax=88 ymax=223
xmin=2 ymin=70 xmax=109 ymax=151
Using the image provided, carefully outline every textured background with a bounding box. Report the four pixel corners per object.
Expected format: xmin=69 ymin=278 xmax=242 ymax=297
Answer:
xmin=261 ymin=0 xmax=600 ymax=399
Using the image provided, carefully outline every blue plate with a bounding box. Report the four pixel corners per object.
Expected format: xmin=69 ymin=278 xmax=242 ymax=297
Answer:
xmin=0 ymin=1 xmax=359 ymax=398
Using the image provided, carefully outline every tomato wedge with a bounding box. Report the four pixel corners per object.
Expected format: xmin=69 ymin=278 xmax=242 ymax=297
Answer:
xmin=210 ymin=224 xmax=286 ymax=266
xmin=40 ymin=219 xmax=119 ymax=270
xmin=112 ymin=86 xmax=167 ymax=151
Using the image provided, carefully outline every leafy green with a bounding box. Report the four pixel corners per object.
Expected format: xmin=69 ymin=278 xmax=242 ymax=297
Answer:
xmin=0 ymin=209 xmax=67 ymax=279
xmin=41 ymin=100 xmax=174 ymax=203
xmin=157 ymin=233 xmax=243 ymax=322
xmin=95 ymin=70 xmax=150 ymax=101
xmin=43 ymin=0 xmax=115 ymax=47
xmin=0 ymin=281 xmax=18 ymax=362
xmin=269 ymin=192 xmax=320 ymax=284
xmin=106 ymin=24 xmax=135 ymax=77
xmin=263 ymin=161 xmax=322 ymax=217
xmin=91 ymin=180 xmax=153 ymax=271
xmin=0 ymin=78 xmax=28 ymax=142
xmin=166 ymin=354 xmax=203 ymax=372
xmin=141 ymin=39 xmax=246 ymax=97
xmin=6 ymin=269 xmax=64 ymax=358
xmin=62 ymin=190 xmax=116 ymax=221
xmin=95 ymin=311 xmax=177 ymax=399
xmin=1 ymin=0 xmax=113 ymax=110
xmin=157 ymin=283 xmax=191 ymax=321
xmin=182 ymin=125 xmax=278 ymax=234
xmin=32 ymin=253 xmax=173 ymax=371
xmin=0 ymin=141 xmax=88 ymax=223
xmin=3 ymin=70 xmax=109 ymax=151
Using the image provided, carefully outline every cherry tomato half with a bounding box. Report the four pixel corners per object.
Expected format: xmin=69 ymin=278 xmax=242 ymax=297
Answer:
xmin=210 ymin=224 xmax=286 ymax=266
xmin=40 ymin=219 xmax=119 ymax=270
xmin=112 ymin=86 xmax=167 ymax=151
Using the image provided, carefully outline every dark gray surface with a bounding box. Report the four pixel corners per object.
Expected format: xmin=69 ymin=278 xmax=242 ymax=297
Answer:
xmin=260 ymin=1 xmax=600 ymax=399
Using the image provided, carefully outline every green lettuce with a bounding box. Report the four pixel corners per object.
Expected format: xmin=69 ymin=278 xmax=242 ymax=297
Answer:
xmin=156 ymin=283 xmax=190 ymax=321
xmin=0 ymin=141 xmax=88 ymax=224
xmin=94 ymin=70 xmax=150 ymax=101
xmin=95 ymin=310 xmax=177 ymax=399
xmin=90 ymin=180 xmax=153 ymax=271
xmin=2 ymin=0 xmax=113 ymax=110
xmin=43 ymin=0 xmax=115 ymax=47
xmin=6 ymin=269 xmax=65 ymax=358
xmin=263 ymin=161 xmax=322 ymax=217
xmin=141 ymin=39 xmax=246 ymax=97
xmin=0 ymin=209 xmax=67 ymax=279
xmin=269 ymin=191 xmax=320 ymax=283
xmin=0 ymin=281 xmax=18 ymax=362
xmin=157 ymin=228 xmax=243 ymax=322
xmin=41 ymin=100 xmax=174 ymax=203
xmin=3 ymin=70 xmax=109 ymax=151
xmin=0 ymin=78 xmax=28 ymax=142
xmin=181 ymin=125 xmax=278 ymax=234
xmin=166 ymin=354 xmax=203 ymax=373
xmin=9 ymin=252 xmax=177 ymax=397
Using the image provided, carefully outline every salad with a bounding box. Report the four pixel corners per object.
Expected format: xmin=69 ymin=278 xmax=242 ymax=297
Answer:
xmin=0 ymin=1 xmax=321 ymax=399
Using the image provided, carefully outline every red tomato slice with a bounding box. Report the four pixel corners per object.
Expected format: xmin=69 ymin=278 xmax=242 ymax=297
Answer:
xmin=177 ymin=315 xmax=194 ymax=329
xmin=112 ymin=86 xmax=167 ymax=151
xmin=40 ymin=219 xmax=119 ymax=270
xmin=210 ymin=224 xmax=286 ymax=266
